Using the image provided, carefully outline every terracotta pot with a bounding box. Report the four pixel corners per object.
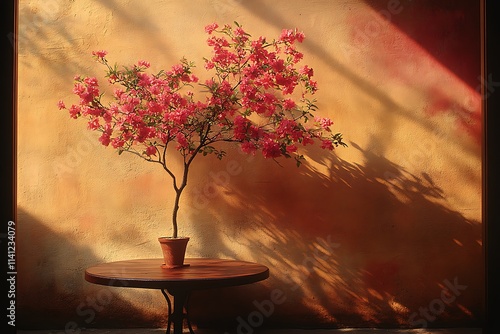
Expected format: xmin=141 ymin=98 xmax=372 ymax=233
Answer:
xmin=158 ymin=237 xmax=190 ymax=269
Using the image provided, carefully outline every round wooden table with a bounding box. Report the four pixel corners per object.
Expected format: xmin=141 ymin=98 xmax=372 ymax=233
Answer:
xmin=85 ymin=258 xmax=270 ymax=334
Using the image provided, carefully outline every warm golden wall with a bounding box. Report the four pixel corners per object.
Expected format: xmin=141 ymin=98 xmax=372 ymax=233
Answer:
xmin=17 ymin=0 xmax=483 ymax=330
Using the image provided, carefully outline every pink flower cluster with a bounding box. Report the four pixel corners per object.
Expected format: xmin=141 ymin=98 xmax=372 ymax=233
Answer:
xmin=58 ymin=22 xmax=345 ymax=167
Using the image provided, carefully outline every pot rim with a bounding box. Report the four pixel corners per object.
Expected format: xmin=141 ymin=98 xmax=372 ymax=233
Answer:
xmin=158 ymin=236 xmax=190 ymax=241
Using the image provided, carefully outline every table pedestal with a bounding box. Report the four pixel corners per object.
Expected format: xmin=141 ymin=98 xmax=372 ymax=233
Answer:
xmin=161 ymin=288 xmax=195 ymax=334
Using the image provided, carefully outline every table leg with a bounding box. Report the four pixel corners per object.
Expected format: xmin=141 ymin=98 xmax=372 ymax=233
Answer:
xmin=161 ymin=289 xmax=195 ymax=334
xmin=160 ymin=289 xmax=173 ymax=334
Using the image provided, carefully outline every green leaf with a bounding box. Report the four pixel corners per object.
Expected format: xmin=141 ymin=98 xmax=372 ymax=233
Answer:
xmin=295 ymin=155 xmax=304 ymax=167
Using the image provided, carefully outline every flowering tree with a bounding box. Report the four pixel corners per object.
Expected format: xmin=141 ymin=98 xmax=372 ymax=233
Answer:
xmin=58 ymin=22 xmax=346 ymax=238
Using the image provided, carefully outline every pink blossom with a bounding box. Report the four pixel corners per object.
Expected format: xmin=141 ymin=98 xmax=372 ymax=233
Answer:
xmin=68 ymin=105 xmax=81 ymax=119
xmin=262 ymin=138 xmax=282 ymax=158
xmin=302 ymin=135 xmax=314 ymax=146
xmin=241 ymin=142 xmax=257 ymax=155
xmin=137 ymin=60 xmax=150 ymax=68
xmin=233 ymin=27 xmax=249 ymax=43
xmin=147 ymin=101 xmax=163 ymax=114
xmin=256 ymin=73 xmax=273 ymax=89
xmin=249 ymin=37 xmax=270 ymax=62
xmin=176 ymin=132 xmax=189 ymax=149
xmin=109 ymin=104 xmax=119 ymax=115
xmin=149 ymin=84 xmax=161 ymax=96
xmin=190 ymin=74 xmax=199 ymax=83
xmin=315 ymin=117 xmax=333 ymax=129
xmin=299 ymin=65 xmax=314 ymax=78
xmin=295 ymin=31 xmax=305 ymax=43
xmin=114 ymin=89 xmax=125 ymax=99
xmin=271 ymin=59 xmax=285 ymax=72
xmin=73 ymin=77 xmax=100 ymax=104
xmin=102 ymin=110 xmax=112 ymax=123
xmin=57 ymin=100 xmax=66 ymax=109
xmin=108 ymin=74 xmax=118 ymax=83
xmin=205 ymin=23 xmax=219 ymax=34
xmin=210 ymin=47 xmax=238 ymax=68
xmin=83 ymin=77 xmax=99 ymax=91
xmin=92 ymin=50 xmax=108 ymax=59
xmin=248 ymin=125 xmax=262 ymax=140
xmin=283 ymin=99 xmax=296 ymax=110
xmin=207 ymin=36 xmax=231 ymax=49
xmin=86 ymin=107 xmax=102 ymax=117
xmin=275 ymin=73 xmax=298 ymax=94
xmin=286 ymin=145 xmax=298 ymax=153
xmin=278 ymin=29 xmax=305 ymax=44
xmin=99 ymin=132 xmax=111 ymax=146
xmin=165 ymin=108 xmax=190 ymax=125
xmin=279 ymin=29 xmax=293 ymax=43
xmin=233 ymin=115 xmax=250 ymax=140
xmin=72 ymin=82 xmax=85 ymax=96
xmin=204 ymin=61 xmax=215 ymax=70
xmin=171 ymin=64 xmax=184 ymax=76
xmin=307 ymin=79 xmax=318 ymax=93
xmin=204 ymin=78 xmax=216 ymax=89
xmin=180 ymin=74 xmax=192 ymax=82
xmin=110 ymin=138 xmax=124 ymax=149
xmin=321 ymin=140 xmax=334 ymax=150
xmin=292 ymin=51 xmax=303 ymax=63
xmin=136 ymin=126 xmax=152 ymax=143
xmin=276 ymin=119 xmax=297 ymax=137
xmin=290 ymin=129 xmax=304 ymax=142
xmin=137 ymin=72 xmax=152 ymax=87
xmin=145 ymin=145 xmax=157 ymax=156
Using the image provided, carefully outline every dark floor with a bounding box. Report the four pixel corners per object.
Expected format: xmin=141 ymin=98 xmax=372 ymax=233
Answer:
xmin=18 ymin=328 xmax=483 ymax=334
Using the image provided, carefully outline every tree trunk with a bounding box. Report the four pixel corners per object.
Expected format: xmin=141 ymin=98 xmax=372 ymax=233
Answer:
xmin=171 ymin=188 xmax=182 ymax=238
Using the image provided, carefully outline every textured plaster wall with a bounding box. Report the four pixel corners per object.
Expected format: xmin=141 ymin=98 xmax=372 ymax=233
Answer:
xmin=17 ymin=0 xmax=483 ymax=330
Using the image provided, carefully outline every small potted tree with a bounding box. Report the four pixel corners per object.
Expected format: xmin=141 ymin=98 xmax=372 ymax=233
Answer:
xmin=58 ymin=22 xmax=346 ymax=268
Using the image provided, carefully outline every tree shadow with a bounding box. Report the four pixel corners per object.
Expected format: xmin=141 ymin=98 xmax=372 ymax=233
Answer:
xmin=186 ymin=141 xmax=482 ymax=329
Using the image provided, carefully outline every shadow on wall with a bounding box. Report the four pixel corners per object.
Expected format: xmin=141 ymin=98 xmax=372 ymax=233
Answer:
xmin=16 ymin=208 xmax=166 ymax=330
xmin=365 ymin=0 xmax=481 ymax=88
xmin=186 ymin=142 xmax=482 ymax=329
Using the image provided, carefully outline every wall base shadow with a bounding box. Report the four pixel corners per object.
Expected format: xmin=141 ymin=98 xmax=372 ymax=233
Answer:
xmin=17 ymin=208 xmax=167 ymax=330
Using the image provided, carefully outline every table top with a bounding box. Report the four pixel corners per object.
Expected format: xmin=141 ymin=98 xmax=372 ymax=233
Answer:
xmin=85 ymin=258 xmax=269 ymax=290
